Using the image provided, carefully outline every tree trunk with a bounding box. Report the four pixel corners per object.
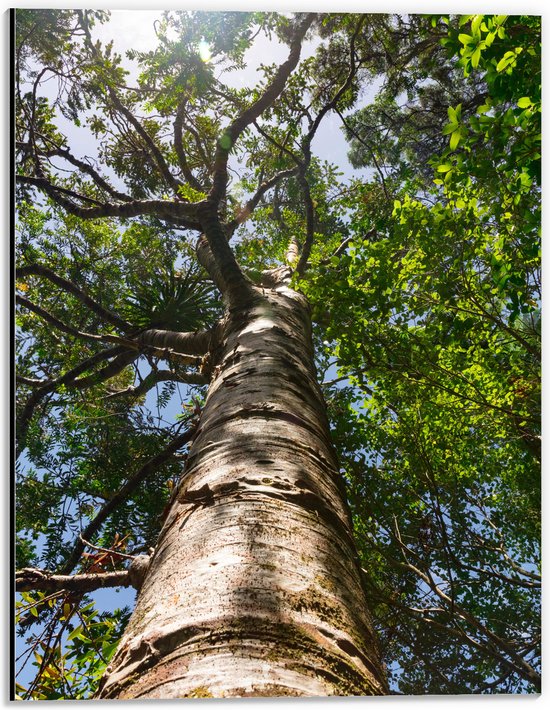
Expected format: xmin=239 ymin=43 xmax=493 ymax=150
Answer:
xmin=97 ymin=282 xmax=387 ymax=698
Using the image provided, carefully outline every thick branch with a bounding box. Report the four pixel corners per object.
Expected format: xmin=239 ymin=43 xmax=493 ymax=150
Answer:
xmin=196 ymin=206 xmax=253 ymax=304
xmin=294 ymin=168 xmax=315 ymax=276
xmin=16 ymin=176 xmax=201 ymax=226
xmin=16 ymin=375 xmax=45 ymax=387
xmin=208 ymin=13 xmax=315 ymax=207
xmin=138 ymin=326 xmax=220 ymax=356
xmin=105 ymin=369 xmax=207 ymax=400
xmin=186 ymin=18 xmax=314 ymax=301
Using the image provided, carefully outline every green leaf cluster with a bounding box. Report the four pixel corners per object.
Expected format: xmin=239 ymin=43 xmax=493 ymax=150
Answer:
xmin=303 ymin=13 xmax=540 ymax=694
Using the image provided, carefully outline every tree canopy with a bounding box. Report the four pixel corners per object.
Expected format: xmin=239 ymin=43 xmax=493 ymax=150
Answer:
xmin=14 ymin=10 xmax=540 ymax=698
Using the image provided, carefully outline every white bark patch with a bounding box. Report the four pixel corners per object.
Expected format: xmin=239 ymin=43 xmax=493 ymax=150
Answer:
xmin=239 ymin=313 xmax=276 ymax=335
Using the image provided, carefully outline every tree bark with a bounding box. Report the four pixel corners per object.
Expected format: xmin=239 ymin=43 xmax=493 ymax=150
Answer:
xmin=97 ymin=283 xmax=387 ymax=698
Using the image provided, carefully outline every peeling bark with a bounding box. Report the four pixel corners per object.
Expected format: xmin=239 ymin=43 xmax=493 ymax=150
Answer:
xmin=97 ymin=283 xmax=387 ymax=698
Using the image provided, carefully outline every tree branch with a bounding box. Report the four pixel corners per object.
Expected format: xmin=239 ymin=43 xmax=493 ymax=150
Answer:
xmin=49 ymin=144 xmax=134 ymax=203
xmin=17 ymin=139 xmax=135 ymax=203
xmin=16 ymin=295 xmax=136 ymax=348
xmin=16 ymin=263 xmax=133 ymax=332
xmin=16 ymin=175 xmax=104 ymax=206
xmin=16 ymin=175 xmax=202 ymax=226
xmin=196 ymin=205 xmax=254 ymax=305
xmin=104 ymin=369 xmax=207 ymax=400
xmin=71 ymin=350 xmax=139 ymax=390
xmin=389 ymin=520 xmax=541 ymax=690
xmin=138 ymin=326 xmax=220 ymax=356
xmin=77 ymin=9 xmax=183 ymax=198
xmin=336 ymin=107 xmax=390 ymax=199
xmin=173 ymin=96 xmax=205 ymax=193
xmin=295 ymin=17 xmax=365 ymax=275
xmin=16 ymin=345 xmax=132 ymax=456
xmin=59 ymin=426 xmax=197 ymax=574
xmin=16 ymin=567 xmax=132 ymax=593
xmin=294 ymin=168 xmax=315 ymax=276
xmin=208 ymin=13 xmax=315 ymax=207
xmin=226 ymin=167 xmax=298 ymax=236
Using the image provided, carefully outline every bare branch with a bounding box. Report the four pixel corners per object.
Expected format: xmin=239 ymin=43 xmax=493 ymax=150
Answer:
xmin=16 ymin=567 xmax=132 ymax=593
xmin=253 ymin=121 xmax=301 ymax=165
xmin=49 ymin=144 xmax=134 ymax=203
xmin=138 ymin=326 xmax=220 ymax=356
xmin=388 ymin=522 xmax=541 ymax=690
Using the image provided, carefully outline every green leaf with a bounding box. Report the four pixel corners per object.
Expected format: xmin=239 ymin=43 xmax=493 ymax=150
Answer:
xmin=496 ymin=49 xmax=522 ymax=72
xmin=442 ymin=122 xmax=458 ymax=135
xmin=449 ymin=130 xmax=461 ymax=151
xmin=67 ymin=625 xmax=86 ymax=642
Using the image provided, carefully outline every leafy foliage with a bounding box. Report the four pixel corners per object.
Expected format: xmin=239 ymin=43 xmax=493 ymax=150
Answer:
xmin=123 ymin=262 xmax=221 ymax=331
xmin=302 ymin=14 xmax=540 ymax=693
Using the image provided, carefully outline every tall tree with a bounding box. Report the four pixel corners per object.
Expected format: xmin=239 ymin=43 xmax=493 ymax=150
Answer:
xmin=14 ymin=10 xmax=540 ymax=698
xmin=14 ymin=9 xmax=392 ymax=699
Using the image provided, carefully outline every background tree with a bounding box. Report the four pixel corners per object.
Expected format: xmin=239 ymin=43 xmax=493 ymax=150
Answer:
xmin=14 ymin=10 xmax=540 ymax=698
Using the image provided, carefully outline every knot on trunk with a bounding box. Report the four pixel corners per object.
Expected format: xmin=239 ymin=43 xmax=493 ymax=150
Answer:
xmin=128 ymin=555 xmax=151 ymax=590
